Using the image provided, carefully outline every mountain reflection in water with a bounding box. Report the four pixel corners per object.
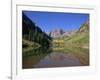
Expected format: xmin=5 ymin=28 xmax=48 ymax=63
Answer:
xmin=22 ymin=47 xmax=84 ymax=69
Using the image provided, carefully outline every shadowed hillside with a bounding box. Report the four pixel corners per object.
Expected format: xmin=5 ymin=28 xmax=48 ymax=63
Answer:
xmin=22 ymin=13 xmax=52 ymax=52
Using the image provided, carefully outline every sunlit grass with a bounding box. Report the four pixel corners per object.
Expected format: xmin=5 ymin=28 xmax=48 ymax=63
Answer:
xmin=22 ymin=39 xmax=40 ymax=53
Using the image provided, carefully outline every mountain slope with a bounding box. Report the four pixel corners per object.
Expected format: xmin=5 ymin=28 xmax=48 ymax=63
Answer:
xmin=78 ymin=21 xmax=89 ymax=33
xmin=22 ymin=13 xmax=52 ymax=51
xmin=65 ymin=21 xmax=89 ymax=48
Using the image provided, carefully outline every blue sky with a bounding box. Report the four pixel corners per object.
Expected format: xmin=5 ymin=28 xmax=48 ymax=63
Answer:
xmin=23 ymin=11 xmax=89 ymax=33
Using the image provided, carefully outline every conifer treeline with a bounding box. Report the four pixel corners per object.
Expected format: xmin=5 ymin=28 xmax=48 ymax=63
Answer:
xmin=22 ymin=12 xmax=52 ymax=47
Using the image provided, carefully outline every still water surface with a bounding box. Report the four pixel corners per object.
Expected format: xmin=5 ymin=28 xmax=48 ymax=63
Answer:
xmin=22 ymin=47 xmax=88 ymax=69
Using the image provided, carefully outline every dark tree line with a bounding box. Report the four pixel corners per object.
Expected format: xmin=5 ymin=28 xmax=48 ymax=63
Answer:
xmin=22 ymin=12 xmax=52 ymax=47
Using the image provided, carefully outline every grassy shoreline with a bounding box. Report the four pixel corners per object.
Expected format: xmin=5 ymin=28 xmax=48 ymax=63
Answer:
xmin=22 ymin=39 xmax=40 ymax=53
